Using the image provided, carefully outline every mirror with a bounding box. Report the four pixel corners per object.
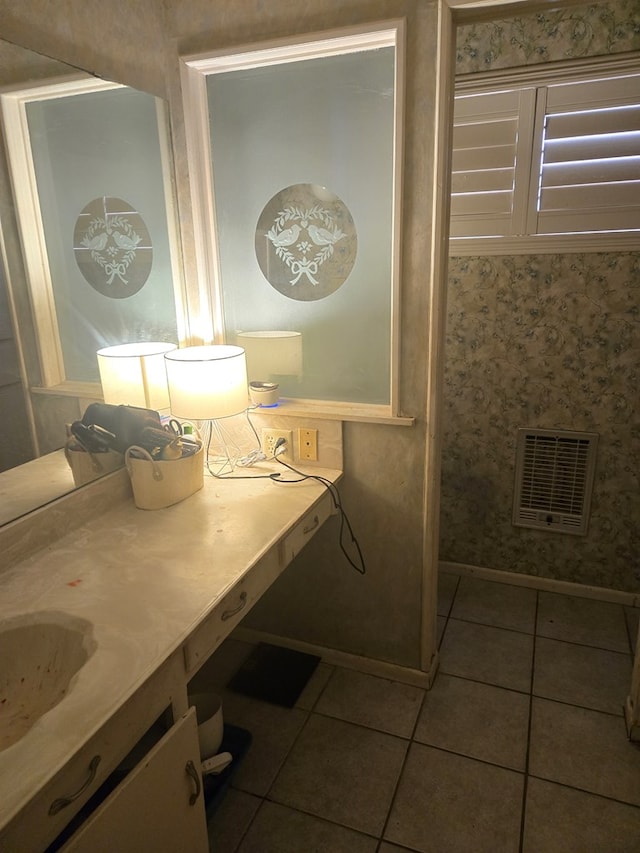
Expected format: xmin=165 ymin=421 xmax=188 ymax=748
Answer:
xmin=0 ymin=39 xmax=181 ymax=527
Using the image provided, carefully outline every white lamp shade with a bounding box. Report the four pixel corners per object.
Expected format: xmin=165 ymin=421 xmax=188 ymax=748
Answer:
xmin=236 ymin=331 xmax=302 ymax=381
xmin=97 ymin=342 xmax=177 ymax=410
xmin=164 ymin=345 xmax=248 ymax=420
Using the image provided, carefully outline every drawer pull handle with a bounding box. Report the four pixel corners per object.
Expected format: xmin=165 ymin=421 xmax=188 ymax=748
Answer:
xmin=222 ymin=590 xmax=247 ymax=621
xmin=303 ymin=514 xmax=320 ymax=535
xmin=49 ymin=755 xmax=101 ymax=815
xmin=185 ymin=759 xmax=202 ymax=805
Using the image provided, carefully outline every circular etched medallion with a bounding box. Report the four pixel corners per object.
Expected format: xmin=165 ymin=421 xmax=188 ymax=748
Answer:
xmin=73 ymin=197 xmax=152 ymax=298
xmin=255 ymin=184 xmax=357 ymax=301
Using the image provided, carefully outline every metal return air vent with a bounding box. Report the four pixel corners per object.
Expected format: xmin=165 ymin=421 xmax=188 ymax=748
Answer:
xmin=513 ymin=429 xmax=598 ymax=535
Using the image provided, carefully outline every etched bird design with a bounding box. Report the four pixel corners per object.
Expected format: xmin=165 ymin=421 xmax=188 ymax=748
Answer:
xmin=267 ymin=224 xmax=301 ymax=248
xmin=308 ymin=225 xmax=345 ymax=246
xmin=112 ymin=231 xmax=142 ymax=250
xmin=81 ymin=232 xmax=108 ymax=251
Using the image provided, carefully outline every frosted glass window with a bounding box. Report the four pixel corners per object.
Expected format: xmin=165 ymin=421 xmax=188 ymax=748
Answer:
xmin=206 ymin=44 xmax=397 ymax=405
xmin=25 ymin=86 xmax=178 ymax=383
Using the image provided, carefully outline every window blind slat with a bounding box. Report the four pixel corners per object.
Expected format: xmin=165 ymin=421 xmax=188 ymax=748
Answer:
xmin=452 ymin=168 xmax=515 ymax=193
xmin=540 ymin=181 xmax=640 ymax=211
xmin=454 ymin=118 xmax=518 ymax=149
xmin=450 ymin=191 xmax=514 ymax=217
xmin=543 ymin=133 xmax=640 ymax=163
xmin=545 ymin=107 xmax=640 ymax=139
xmin=449 ymin=214 xmax=514 ymax=238
xmin=546 ymin=74 xmax=640 ymax=111
xmin=452 ymin=144 xmax=517 ymax=171
xmin=541 ymin=157 xmax=640 ymax=188
xmin=454 ymin=88 xmax=523 ymax=119
xmin=538 ymin=207 xmax=640 ymax=233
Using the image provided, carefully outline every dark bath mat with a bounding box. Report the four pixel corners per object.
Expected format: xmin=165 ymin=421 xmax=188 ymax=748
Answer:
xmin=203 ymin=723 xmax=252 ymax=820
xmin=227 ymin=642 xmax=320 ymax=707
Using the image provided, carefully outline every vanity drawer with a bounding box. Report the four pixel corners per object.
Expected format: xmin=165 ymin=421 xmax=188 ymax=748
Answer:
xmin=279 ymin=490 xmax=334 ymax=567
xmin=0 ymin=650 xmax=185 ymax=853
xmin=183 ymin=488 xmax=335 ymax=677
xmin=183 ymin=549 xmax=281 ymax=676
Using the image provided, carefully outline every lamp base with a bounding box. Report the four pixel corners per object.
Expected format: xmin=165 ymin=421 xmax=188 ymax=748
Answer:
xmin=249 ymin=381 xmax=279 ymax=407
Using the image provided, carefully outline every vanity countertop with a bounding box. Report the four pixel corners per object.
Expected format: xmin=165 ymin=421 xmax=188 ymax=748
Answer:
xmin=0 ymin=449 xmax=75 ymax=527
xmin=0 ymin=462 xmax=340 ymax=837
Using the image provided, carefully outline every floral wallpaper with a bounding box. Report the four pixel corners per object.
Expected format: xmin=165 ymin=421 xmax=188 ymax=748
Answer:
xmin=442 ymin=1 xmax=640 ymax=593
xmin=440 ymin=254 xmax=639 ymax=592
xmin=456 ymin=0 xmax=640 ymax=74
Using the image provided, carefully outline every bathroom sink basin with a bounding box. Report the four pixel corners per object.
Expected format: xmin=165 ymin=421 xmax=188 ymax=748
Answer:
xmin=0 ymin=611 xmax=97 ymax=751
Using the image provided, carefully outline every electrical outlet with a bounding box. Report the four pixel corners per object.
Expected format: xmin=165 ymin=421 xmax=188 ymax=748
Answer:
xmin=261 ymin=428 xmax=292 ymax=459
xmin=298 ymin=428 xmax=318 ymax=461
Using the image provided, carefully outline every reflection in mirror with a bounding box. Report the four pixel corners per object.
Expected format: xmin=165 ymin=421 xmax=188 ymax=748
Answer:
xmin=0 ymin=39 xmax=182 ymax=527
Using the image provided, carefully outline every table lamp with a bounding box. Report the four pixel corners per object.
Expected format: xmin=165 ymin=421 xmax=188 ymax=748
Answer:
xmin=97 ymin=342 xmax=177 ymax=410
xmin=236 ymin=331 xmax=302 ymax=406
xmin=164 ymin=345 xmax=249 ymax=472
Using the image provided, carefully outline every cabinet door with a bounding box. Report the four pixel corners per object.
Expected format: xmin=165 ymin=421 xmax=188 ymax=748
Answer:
xmin=61 ymin=708 xmax=208 ymax=853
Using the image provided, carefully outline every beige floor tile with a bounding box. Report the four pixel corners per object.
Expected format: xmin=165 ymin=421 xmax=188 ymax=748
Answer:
xmin=437 ymin=615 xmax=447 ymax=647
xmin=451 ymin=576 xmax=537 ymax=633
xmin=415 ymin=673 xmax=529 ymax=770
xmin=222 ymin=693 xmax=308 ymax=797
xmin=315 ymin=667 xmax=424 ymax=737
xmin=296 ymin=662 xmax=334 ymax=710
xmin=237 ymin=801 xmax=378 ymax=853
xmin=439 ymin=618 xmax=534 ymax=692
xmin=529 ymin=698 xmax=640 ymax=806
xmin=534 ymin=637 xmax=631 ymax=715
xmin=438 ymin=572 xmax=460 ymax=616
xmin=207 ymin=789 xmax=261 ymax=853
xmin=269 ymin=714 xmax=407 ymax=836
xmin=537 ymin=593 xmax=629 ymax=652
xmin=385 ymin=743 xmax=524 ymax=852
xmin=523 ymin=777 xmax=640 ymax=853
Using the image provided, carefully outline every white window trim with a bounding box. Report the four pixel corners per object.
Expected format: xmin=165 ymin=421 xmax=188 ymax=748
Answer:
xmin=450 ymin=53 xmax=640 ymax=256
xmin=0 ymin=75 xmax=186 ymax=395
xmin=179 ymin=22 xmax=409 ymax=422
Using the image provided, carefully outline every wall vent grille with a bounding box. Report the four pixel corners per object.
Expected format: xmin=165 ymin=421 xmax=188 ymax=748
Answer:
xmin=513 ymin=428 xmax=598 ymax=535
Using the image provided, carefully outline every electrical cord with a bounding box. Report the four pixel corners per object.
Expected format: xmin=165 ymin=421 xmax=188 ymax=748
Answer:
xmin=198 ymin=430 xmax=367 ymax=575
xmin=273 ymin=449 xmax=366 ymax=576
xmin=201 ymin=429 xmax=366 ymax=574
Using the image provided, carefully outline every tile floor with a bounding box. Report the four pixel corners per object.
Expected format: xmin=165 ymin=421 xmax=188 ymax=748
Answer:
xmin=189 ymin=573 xmax=640 ymax=852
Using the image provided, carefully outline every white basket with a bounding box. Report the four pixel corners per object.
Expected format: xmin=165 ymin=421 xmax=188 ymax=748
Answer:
xmin=125 ymin=442 xmax=204 ymax=510
xmin=65 ymin=444 xmax=124 ymax=487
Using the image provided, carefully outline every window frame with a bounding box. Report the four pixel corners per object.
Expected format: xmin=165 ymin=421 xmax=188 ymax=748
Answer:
xmin=179 ymin=21 xmax=410 ymax=423
xmin=450 ymin=53 xmax=640 ymax=256
xmin=0 ymin=75 xmax=186 ymax=398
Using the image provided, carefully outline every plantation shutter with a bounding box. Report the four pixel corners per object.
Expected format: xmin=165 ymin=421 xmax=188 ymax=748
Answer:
xmin=450 ymin=87 xmax=536 ymax=238
xmin=531 ymin=72 xmax=640 ymax=235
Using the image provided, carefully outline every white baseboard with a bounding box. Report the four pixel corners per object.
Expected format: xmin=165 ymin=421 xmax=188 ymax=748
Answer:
xmin=232 ymin=626 xmax=438 ymax=689
xmin=440 ymin=560 xmax=640 ymax=608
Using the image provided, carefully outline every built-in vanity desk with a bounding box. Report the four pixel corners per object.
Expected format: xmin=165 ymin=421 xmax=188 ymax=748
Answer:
xmin=0 ymin=462 xmax=340 ymax=851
